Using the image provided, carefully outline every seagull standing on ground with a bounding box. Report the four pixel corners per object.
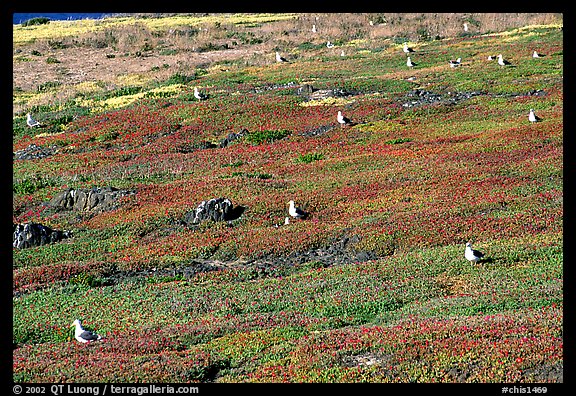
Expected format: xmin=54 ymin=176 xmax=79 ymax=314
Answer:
xmin=288 ymin=200 xmax=308 ymax=220
xmin=276 ymin=51 xmax=289 ymax=63
xmin=327 ymin=41 xmax=335 ymax=48
xmin=403 ymin=42 xmax=414 ymax=53
xmin=71 ymin=319 xmax=103 ymax=343
xmin=449 ymin=57 xmax=462 ymax=68
xmin=528 ymin=109 xmax=542 ymax=123
xmin=337 ymin=110 xmax=354 ymax=127
xmin=312 ymin=24 xmax=317 ymax=33
xmin=532 ymin=50 xmax=543 ymax=58
xmin=406 ymin=57 xmax=417 ymax=68
xmin=340 ymin=50 xmax=345 ymax=57
xmin=465 ymin=242 xmax=485 ymax=265
xmin=274 ymin=216 xmax=291 ymax=228
xmin=26 ymin=113 xmax=41 ymax=127
xmin=497 ymin=54 xmax=512 ymax=66
xmin=463 ymin=22 xmax=469 ymax=32
xmin=194 ymin=87 xmax=208 ymax=100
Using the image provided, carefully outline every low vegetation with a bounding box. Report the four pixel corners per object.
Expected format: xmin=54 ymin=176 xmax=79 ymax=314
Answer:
xmin=13 ymin=13 xmax=563 ymax=383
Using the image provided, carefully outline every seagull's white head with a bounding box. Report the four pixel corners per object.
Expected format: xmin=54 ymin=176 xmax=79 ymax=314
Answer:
xmin=71 ymin=319 xmax=82 ymax=328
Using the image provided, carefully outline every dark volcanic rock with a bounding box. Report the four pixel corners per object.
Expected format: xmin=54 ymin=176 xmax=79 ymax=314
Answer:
xmin=13 ymin=144 xmax=58 ymax=160
xmin=300 ymin=124 xmax=337 ymax=137
xmin=48 ymin=186 xmax=135 ymax=213
xmin=219 ymin=128 xmax=248 ymax=148
xmin=400 ymin=89 xmax=546 ymax=109
xmin=401 ymin=89 xmax=485 ymax=108
xmin=13 ymin=222 xmax=71 ymax=249
xmin=182 ymin=198 xmax=245 ymax=226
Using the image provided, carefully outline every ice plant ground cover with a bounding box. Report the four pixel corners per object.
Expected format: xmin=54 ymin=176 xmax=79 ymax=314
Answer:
xmin=13 ymin=14 xmax=562 ymax=383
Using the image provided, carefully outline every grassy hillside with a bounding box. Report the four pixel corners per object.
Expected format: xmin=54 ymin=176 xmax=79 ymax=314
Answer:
xmin=13 ymin=13 xmax=563 ymax=383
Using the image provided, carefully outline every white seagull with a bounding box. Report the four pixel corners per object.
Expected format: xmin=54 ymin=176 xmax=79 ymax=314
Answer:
xmin=532 ymin=50 xmax=543 ymax=58
xmin=528 ymin=109 xmax=542 ymax=123
xmin=340 ymin=50 xmax=345 ymax=57
xmin=71 ymin=319 xmax=104 ymax=343
xmin=337 ymin=110 xmax=354 ymax=126
xmin=487 ymin=55 xmax=495 ymax=61
xmin=403 ymin=42 xmax=414 ymax=53
xmin=406 ymin=57 xmax=417 ymax=68
xmin=288 ymin=200 xmax=308 ymax=220
xmin=465 ymin=242 xmax=485 ymax=265
xmin=274 ymin=216 xmax=291 ymax=228
xmin=449 ymin=57 xmax=462 ymax=68
xmin=327 ymin=41 xmax=335 ymax=48
xmin=497 ymin=54 xmax=512 ymax=66
xmin=312 ymin=24 xmax=317 ymax=33
xmin=276 ymin=51 xmax=289 ymax=63
xmin=194 ymin=87 xmax=208 ymax=101
xmin=463 ymin=23 xmax=469 ymax=32
xmin=26 ymin=113 xmax=41 ymax=127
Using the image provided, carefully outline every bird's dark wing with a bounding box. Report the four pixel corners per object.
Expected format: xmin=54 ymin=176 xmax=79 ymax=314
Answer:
xmin=473 ymin=249 xmax=484 ymax=258
xmin=295 ymin=207 xmax=306 ymax=216
xmin=79 ymin=330 xmax=100 ymax=341
xmin=294 ymin=207 xmax=308 ymax=218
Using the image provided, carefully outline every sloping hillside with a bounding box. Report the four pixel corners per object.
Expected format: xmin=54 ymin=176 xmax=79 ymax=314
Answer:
xmin=13 ymin=13 xmax=563 ymax=383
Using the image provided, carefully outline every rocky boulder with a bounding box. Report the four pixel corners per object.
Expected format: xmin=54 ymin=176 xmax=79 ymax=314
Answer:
xmin=13 ymin=144 xmax=58 ymax=161
xmin=219 ymin=128 xmax=248 ymax=148
xmin=297 ymin=83 xmax=355 ymax=101
xmin=13 ymin=222 xmax=71 ymax=249
xmin=48 ymin=186 xmax=135 ymax=213
xmin=182 ymin=197 xmax=245 ymax=226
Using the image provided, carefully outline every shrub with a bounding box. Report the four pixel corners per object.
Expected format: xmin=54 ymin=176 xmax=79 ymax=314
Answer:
xmin=102 ymin=86 xmax=143 ymax=99
xmin=36 ymin=81 xmax=61 ymax=92
xmin=21 ymin=17 xmax=50 ymax=27
xmin=296 ymin=152 xmax=324 ymax=163
xmin=166 ymin=73 xmax=196 ymax=85
xmin=244 ymin=129 xmax=290 ymax=145
xmin=69 ymin=273 xmax=106 ymax=287
xmin=13 ymin=176 xmax=57 ymax=195
xmin=384 ymin=137 xmax=413 ymax=144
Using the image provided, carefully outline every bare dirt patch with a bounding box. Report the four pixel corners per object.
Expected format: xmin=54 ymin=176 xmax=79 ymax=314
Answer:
xmin=13 ymin=46 xmax=262 ymax=93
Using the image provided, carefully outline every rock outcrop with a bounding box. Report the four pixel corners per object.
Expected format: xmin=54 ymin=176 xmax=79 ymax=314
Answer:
xmin=182 ymin=197 xmax=245 ymax=226
xmin=48 ymin=186 xmax=135 ymax=213
xmin=219 ymin=128 xmax=248 ymax=148
xmin=13 ymin=222 xmax=71 ymax=249
xmin=13 ymin=144 xmax=58 ymax=160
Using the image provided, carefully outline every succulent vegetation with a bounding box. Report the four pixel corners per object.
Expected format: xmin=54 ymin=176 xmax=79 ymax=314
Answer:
xmin=13 ymin=13 xmax=563 ymax=383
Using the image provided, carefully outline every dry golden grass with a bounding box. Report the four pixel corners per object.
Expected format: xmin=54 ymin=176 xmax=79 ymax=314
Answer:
xmin=12 ymin=13 xmax=562 ymax=116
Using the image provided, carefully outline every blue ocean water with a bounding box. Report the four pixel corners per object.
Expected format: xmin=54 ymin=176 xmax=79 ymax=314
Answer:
xmin=13 ymin=13 xmax=112 ymax=25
